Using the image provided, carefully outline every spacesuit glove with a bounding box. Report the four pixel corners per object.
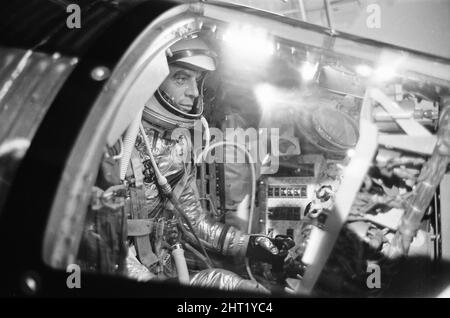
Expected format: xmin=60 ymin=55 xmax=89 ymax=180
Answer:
xmin=246 ymin=235 xmax=295 ymax=271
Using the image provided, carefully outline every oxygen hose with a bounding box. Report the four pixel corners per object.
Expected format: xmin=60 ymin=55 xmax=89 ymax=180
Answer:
xmin=200 ymin=116 xmax=210 ymax=156
xmin=196 ymin=141 xmax=257 ymax=282
xmin=171 ymin=243 xmax=190 ymax=285
xmin=138 ymin=123 xmax=214 ymax=269
xmin=195 ymin=142 xmax=256 ymax=228
xmin=112 ymin=138 xmax=124 ymax=160
xmin=120 ymin=109 xmax=143 ymax=180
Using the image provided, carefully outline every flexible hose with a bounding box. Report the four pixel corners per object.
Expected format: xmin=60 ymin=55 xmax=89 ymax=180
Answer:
xmin=120 ymin=109 xmax=143 ymax=180
xmin=183 ymin=242 xmax=210 ymax=266
xmin=171 ymin=243 xmax=190 ymax=285
xmin=200 ymin=116 xmax=210 ymax=156
xmin=196 ymin=141 xmax=257 ymax=281
xmin=167 ymin=194 xmax=214 ymax=268
xmin=112 ymin=138 xmax=124 ymax=160
xmin=245 ymin=257 xmax=257 ymax=282
xmin=195 ymin=141 xmax=256 ymax=229
xmin=192 ymin=116 xmax=211 ymax=163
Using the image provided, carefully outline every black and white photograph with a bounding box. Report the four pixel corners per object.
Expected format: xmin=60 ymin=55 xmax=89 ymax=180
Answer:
xmin=0 ymin=0 xmax=450 ymax=302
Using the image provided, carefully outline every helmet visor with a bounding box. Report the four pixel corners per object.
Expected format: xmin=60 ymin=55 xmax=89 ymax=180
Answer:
xmin=168 ymin=48 xmax=217 ymax=72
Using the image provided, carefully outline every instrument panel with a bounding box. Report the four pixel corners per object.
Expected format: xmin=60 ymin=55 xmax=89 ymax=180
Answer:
xmin=257 ymin=154 xmax=342 ymax=252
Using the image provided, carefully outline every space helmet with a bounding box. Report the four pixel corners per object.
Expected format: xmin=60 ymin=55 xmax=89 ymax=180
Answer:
xmin=143 ymin=36 xmax=217 ymax=131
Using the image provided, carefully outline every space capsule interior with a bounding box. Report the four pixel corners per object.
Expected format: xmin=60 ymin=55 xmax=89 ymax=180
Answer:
xmin=0 ymin=0 xmax=449 ymax=297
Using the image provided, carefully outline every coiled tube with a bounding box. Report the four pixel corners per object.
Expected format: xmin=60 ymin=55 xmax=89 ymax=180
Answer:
xmin=119 ymin=109 xmax=143 ymax=180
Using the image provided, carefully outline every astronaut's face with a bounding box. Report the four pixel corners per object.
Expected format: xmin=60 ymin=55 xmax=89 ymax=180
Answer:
xmin=159 ymin=65 xmax=203 ymax=113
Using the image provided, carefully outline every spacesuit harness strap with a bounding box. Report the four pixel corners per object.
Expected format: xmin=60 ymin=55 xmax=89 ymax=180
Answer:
xmin=127 ymin=219 xmax=155 ymax=236
xmin=125 ymin=150 xmax=159 ymax=268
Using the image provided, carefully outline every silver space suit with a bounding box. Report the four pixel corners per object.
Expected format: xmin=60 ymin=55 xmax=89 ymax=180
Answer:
xmin=126 ymin=113 xmax=250 ymax=283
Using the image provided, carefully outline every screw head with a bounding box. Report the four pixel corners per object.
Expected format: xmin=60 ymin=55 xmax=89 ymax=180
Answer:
xmin=20 ymin=271 xmax=41 ymax=295
xmin=91 ymin=66 xmax=111 ymax=81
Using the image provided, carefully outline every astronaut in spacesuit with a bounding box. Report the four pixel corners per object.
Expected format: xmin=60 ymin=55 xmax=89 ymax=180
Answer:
xmin=124 ymin=35 xmax=295 ymax=291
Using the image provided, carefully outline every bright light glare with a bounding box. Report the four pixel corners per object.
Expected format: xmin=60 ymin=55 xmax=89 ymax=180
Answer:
xmin=374 ymin=66 xmax=396 ymax=82
xmin=25 ymin=277 xmax=37 ymax=292
xmin=222 ymin=25 xmax=274 ymax=60
xmin=372 ymin=54 xmax=404 ymax=82
xmin=355 ymin=64 xmax=373 ymax=77
xmin=300 ymin=62 xmax=318 ymax=81
xmin=347 ymin=148 xmax=356 ymax=158
xmin=253 ymin=83 xmax=278 ymax=111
